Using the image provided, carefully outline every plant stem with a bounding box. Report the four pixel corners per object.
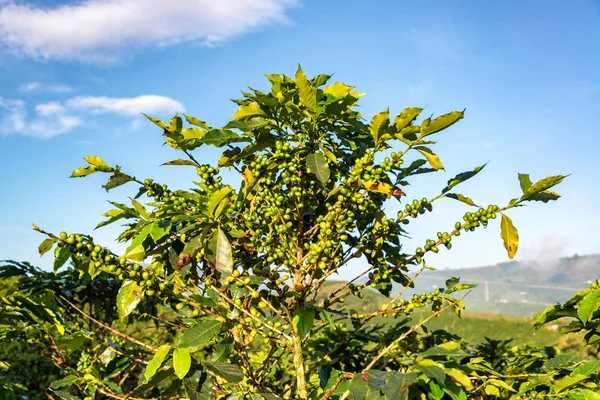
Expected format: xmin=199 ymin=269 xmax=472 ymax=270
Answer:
xmin=291 ymin=334 xmax=308 ymax=399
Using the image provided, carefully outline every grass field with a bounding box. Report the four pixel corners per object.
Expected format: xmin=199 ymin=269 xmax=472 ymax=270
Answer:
xmin=320 ymin=281 xmax=562 ymax=348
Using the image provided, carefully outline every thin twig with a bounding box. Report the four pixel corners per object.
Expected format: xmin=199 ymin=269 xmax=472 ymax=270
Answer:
xmin=59 ymin=295 xmax=158 ymax=352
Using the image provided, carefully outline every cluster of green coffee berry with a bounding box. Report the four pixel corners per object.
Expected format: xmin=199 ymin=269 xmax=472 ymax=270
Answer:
xmin=347 ymin=149 xmax=376 ymax=184
xmin=379 ymin=152 xmax=405 ymax=171
xmin=143 ymin=178 xmax=167 ymax=201
xmin=380 ymin=289 xmax=443 ymax=318
xmin=400 ymin=197 xmax=432 ymax=221
xmin=196 ymin=165 xmax=223 ymax=191
xmin=57 ymin=232 xmax=196 ymax=311
xmin=461 ymin=205 xmax=500 ymax=231
xmin=76 ymin=350 xmax=92 ymax=373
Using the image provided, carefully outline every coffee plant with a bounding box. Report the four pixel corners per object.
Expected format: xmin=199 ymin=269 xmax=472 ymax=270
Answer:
xmin=5 ymin=67 xmax=598 ymax=399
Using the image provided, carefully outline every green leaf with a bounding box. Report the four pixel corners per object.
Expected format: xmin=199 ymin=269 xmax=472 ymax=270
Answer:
xmin=145 ymin=345 xmax=172 ymax=381
xmin=416 ymin=359 xmax=445 ymax=383
xmin=311 ymin=73 xmax=331 ymax=87
xmin=170 ymin=115 xmax=183 ymax=132
xmin=142 ymin=113 xmax=169 ymax=130
xmin=149 ymin=220 xmax=171 ymax=243
xmin=52 ymin=391 xmax=79 ymax=400
xmin=317 ymin=307 xmax=335 ymax=328
xmin=123 ymin=228 xmax=149 ymax=262
xmin=173 ymin=348 xmax=192 ymax=380
xmin=519 ymin=175 xmax=566 ymax=202
xmin=103 ymin=173 xmax=133 ymax=192
xmin=553 ymin=374 xmax=588 ymax=394
xmin=525 ymin=190 xmax=561 ymax=203
xmin=292 ymin=308 xmax=315 ymax=339
xmin=131 ymin=199 xmax=149 ymax=219
xmin=323 ymin=82 xmax=354 ymax=98
xmin=207 ymin=228 xmax=233 ymax=278
xmin=393 ymin=107 xmax=423 ymax=131
xmin=116 ymin=280 xmax=143 ymax=320
xmin=83 ymin=155 xmax=109 ymax=168
xmin=200 ymin=129 xmax=251 ymax=147
xmin=518 ymin=173 xmax=533 ymax=193
xmin=568 ymin=390 xmax=600 ymax=400
xmin=414 ymin=146 xmax=444 ymax=170
xmin=295 ymin=65 xmax=317 ymax=110
xmin=573 ymin=360 xmax=600 ymax=376
xmin=442 ymin=163 xmax=487 ymax=193
xmin=445 ymin=368 xmax=473 ymax=390
xmin=445 ymin=193 xmax=478 ymax=207
xmin=577 ymin=290 xmax=600 ymax=322
xmin=382 ymin=372 xmax=418 ymax=400
xmin=428 ymin=381 xmax=445 ymax=400
xmin=370 ymin=108 xmax=390 ymax=143
xmin=420 ymin=110 xmax=464 ymax=137
xmin=184 ymin=115 xmax=210 ymax=130
xmin=50 ymin=375 xmax=77 ymax=390
xmin=232 ymin=102 xmax=266 ymax=120
xmin=203 ymin=362 xmax=243 ymax=383
xmin=207 ymin=187 xmax=233 ymax=219
xmin=500 ymin=213 xmax=519 ymax=259
xmin=162 ymin=159 xmax=198 ymax=167
xmin=306 ymin=152 xmax=330 ymax=184
xmin=486 ymin=379 xmax=515 ymax=393
xmin=53 ymin=246 xmax=71 ymax=272
xmin=38 ymin=238 xmax=56 ymax=256
xmin=179 ymin=319 xmax=222 ymax=350
xmin=70 ymin=165 xmax=97 ymax=177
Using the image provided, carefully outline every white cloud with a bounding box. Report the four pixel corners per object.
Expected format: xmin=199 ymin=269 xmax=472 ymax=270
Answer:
xmin=66 ymin=95 xmax=184 ymax=116
xmin=36 ymin=101 xmax=66 ymax=116
xmin=0 ymin=0 xmax=297 ymax=62
xmin=19 ymin=81 xmax=74 ymax=93
xmin=0 ymin=96 xmax=81 ymax=138
xmin=0 ymin=93 xmax=183 ymax=138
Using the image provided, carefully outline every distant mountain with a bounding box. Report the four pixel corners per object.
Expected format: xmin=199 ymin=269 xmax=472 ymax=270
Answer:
xmin=393 ymin=254 xmax=600 ymax=316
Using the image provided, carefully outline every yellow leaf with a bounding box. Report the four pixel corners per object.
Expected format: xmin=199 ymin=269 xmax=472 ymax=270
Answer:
xmin=500 ymin=213 xmax=519 ymax=259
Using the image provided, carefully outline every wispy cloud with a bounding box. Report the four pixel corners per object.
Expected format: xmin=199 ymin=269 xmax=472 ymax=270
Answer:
xmin=0 ymin=96 xmax=81 ymax=138
xmin=18 ymin=81 xmax=74 ymax=93
xmin=0 ymin=0 xmax=297 ymax=63
xmin=65 ymin=95 xmax=184 ymax=116
xmin=0 ymin=94 xmax=184 ymax=139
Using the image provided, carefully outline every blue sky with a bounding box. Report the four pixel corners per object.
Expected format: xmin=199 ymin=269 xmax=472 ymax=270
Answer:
xmin=0 ymin=0 xmax=599 ymax=275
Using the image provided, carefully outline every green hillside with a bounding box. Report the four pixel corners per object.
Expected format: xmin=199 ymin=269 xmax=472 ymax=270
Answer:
xmin=395 ymin=254 xmax=600 ymax=316
xmin=320 ymin=281 xmax=561 ymax=349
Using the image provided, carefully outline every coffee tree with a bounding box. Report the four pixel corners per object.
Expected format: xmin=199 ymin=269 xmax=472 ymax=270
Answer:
xmin=2 ymin=67 xmax=572 ymax=399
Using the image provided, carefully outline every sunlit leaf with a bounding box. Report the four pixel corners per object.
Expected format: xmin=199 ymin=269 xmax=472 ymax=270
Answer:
xmin=500 ymin=213 xmax=519 ymax=259
xmin=116 ymin=280 xmax=143 ymax=320
xmin=173 ymin=348 xmax=191 ymax=380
